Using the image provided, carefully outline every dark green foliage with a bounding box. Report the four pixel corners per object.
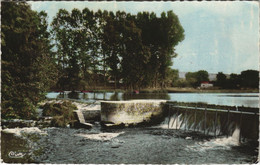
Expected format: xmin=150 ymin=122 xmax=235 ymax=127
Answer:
xmin=216 ymin=70 xmax=258 ymax=89
xmin=196 ymin=70 xmax=209 ymax=84
xmin=240 ymin=70 xmax=259 ymax=88
xmin=226 ymin=73 xmax=241 ymax=89
xmin=216 ymin=72 xmax=227 ymax=88
xmin=42 ymin=101 xmax=77 ymax=127
xmin=51 ymin=8 xmax=185 ymax=91
xmin=1 ymin=2 xmax=58 ymax=119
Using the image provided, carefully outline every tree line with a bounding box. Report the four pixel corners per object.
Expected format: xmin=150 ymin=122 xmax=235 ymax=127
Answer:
xmin=51 ymin=7 xmax=185 ymax=91
xmin=172 ymin=70 xmax=259 ymax=89
xmin=215 ymin=70 xmax=259 ymax=89
xmin=1 ymin=2 xmax=184 ymax=119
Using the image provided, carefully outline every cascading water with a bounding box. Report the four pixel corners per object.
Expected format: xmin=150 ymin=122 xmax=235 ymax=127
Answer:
xmin=158 ymin=105 xmax=258 ymax=142
xmin=160 ymin=111 xmax=223 ymax=136
xmin=186 ymin=126 xmax=241 ymax=152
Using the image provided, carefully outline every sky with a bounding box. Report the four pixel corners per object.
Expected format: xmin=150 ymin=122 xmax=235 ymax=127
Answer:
xmin=29 ymin=1 xmax=259 ymax=74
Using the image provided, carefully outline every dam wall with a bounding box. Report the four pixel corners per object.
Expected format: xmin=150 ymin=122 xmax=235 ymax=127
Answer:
xmin=100 ymin=100 xmax=258 ymax=140
xmin=100 ymin=100 xmax=167 ymax=125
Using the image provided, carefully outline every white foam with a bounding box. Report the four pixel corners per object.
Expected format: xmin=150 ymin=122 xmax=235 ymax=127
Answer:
xmin=75 ymin=132 xmax=124 ymax=141
xmin=2 ymin=127 xmax=47 ymax=137
xmin=186 ymin=126 xmax=241 ymax=152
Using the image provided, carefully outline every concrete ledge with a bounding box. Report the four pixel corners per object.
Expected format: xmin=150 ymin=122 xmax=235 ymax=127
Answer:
xmin=81 ymin=110 xmax=101 ymax=121
xmin=101 ymin=100 xmax=167 ymax=125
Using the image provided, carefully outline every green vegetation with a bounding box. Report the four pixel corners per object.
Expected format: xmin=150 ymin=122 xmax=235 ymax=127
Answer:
xmin=51 ymin=9 xmax=184 ymax=91
xmin=1 ymin=2 xmax=184 ymax=119
xmin=215 ymin=70 xmax=259 ymax=89
xmin=171 ymin=69 xmax=259 ymax=89
xmin=172 ymin=70 xmax=209 ymax=88
xmin=42 ymin=101 xmax=77 ymax=127
xmin=1 ymin=2 xmax=57 ymax=119
xmin=1 ymin=2 xmax=258 ymax=120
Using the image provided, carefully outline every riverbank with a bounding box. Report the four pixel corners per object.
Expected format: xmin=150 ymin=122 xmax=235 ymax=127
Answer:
xmin=52 ymin=87 xmax=258 ymax=94
xmin=165 ymin=87 xmax=259 ymax=93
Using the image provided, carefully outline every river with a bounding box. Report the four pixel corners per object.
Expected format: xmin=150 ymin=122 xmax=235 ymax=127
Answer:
xmin=46 ymin=92 xmax=259 ymax=108
xmin=1 ymin=92 xmax=258 ymax=163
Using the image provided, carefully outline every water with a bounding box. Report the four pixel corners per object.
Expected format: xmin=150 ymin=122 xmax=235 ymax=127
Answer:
xmin=46 ymin=92 xmax=259 ymax=108
xmin=5 ymin=91 xmax=252 ymax=163
xmin=1 ymin=126 xmax=258 ymax=164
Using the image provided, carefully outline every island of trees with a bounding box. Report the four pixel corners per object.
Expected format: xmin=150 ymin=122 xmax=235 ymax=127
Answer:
xmin=1 ymin=2 xmax=258 ymax=120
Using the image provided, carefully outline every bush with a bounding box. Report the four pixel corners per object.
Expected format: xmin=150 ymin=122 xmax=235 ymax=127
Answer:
xmin=2 ymin=98 xmax=37 ymax=120
xmin=42 ymin=101 xmax=77 ymax=127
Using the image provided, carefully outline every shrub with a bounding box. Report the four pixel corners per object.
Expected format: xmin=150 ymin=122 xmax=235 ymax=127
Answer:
xmin=42 ymin=101 xmax=77 ymax=127
xmin=2 ymin=98 xmax=37 ymax=120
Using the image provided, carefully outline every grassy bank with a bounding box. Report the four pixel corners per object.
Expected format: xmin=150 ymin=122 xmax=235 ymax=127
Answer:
xmin=51 ymin=87 xmax=258 ymax=93
xmin=165 ymin=87 xmax=258 ymax=93
xmin=138 ymin=87 xmax=258 ymax=93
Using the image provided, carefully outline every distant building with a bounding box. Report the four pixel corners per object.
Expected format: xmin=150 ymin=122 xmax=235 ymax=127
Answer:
xmin=200 ymin=81 xmax=213 ymax=88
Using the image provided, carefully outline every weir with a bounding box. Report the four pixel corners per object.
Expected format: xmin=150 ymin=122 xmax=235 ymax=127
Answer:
xmin=163 ymin=102 xmax=259 ymax=141
xmin=100 ymin=100 xmax=259 ymax=141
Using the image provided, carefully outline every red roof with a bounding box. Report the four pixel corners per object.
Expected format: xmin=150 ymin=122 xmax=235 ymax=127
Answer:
xmin=201 ymin=81 xmax=210 ymax=84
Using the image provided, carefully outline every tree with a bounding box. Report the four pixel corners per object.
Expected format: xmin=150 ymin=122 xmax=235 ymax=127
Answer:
xmin=165 ymin=68 xmax=179 ymax=87
xmin=52 ymin=8 xmax=87 ymax=91
xmin=196 ymin=70 xmax=209 ymax=85
xmin=185 ymin=70 xmax=209 ymax=87
xmin=156 ymin=11 xmax=184 ymax=88
xmin=185 ymin=72 xmax=197 ymax=87
xmin=1 ymin=2 xmax=57 ymax=119
xmin=103 ymin=11 xmax=123 ymax=89
xmin=240 ymin=70 xmax=259 ymax=88
xmin=216 ymin=72 xmax=227 ymax=88
xmin=51 ymin=8 xmax=185 ymax=91
xmin=227 ymin=73 xmax=241 ymax=89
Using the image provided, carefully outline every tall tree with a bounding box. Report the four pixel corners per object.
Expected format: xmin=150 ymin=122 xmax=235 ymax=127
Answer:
xmin=51 ymin=8 xmax=185 ymax=91
xmin=157 ymin=11 xmax=184 ymax=88
xmin=1 ymin=2 xmax=57 ymax=119
xmin=216 ymin=72 xmax=227 ymax=88
xmin=52 ymin=8 xmax=84 ymax=91
xmin=103 ymin=11 xmax=123 ymax=89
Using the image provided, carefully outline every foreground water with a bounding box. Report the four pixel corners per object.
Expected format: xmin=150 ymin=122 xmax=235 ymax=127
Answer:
xmin=46 ymin=92 xmax=259 ymax=108
xmin=1 ymin=124 xmax=258 ymax=164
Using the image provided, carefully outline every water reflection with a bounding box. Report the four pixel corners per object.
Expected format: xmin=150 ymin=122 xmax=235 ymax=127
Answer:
xmin=46 ymin=92 xmax=258 ymax=108
xmin=110 ymin=92 xmax=120 ymax=101
xmin=122 ymin=93 xmax=170 ymax=100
